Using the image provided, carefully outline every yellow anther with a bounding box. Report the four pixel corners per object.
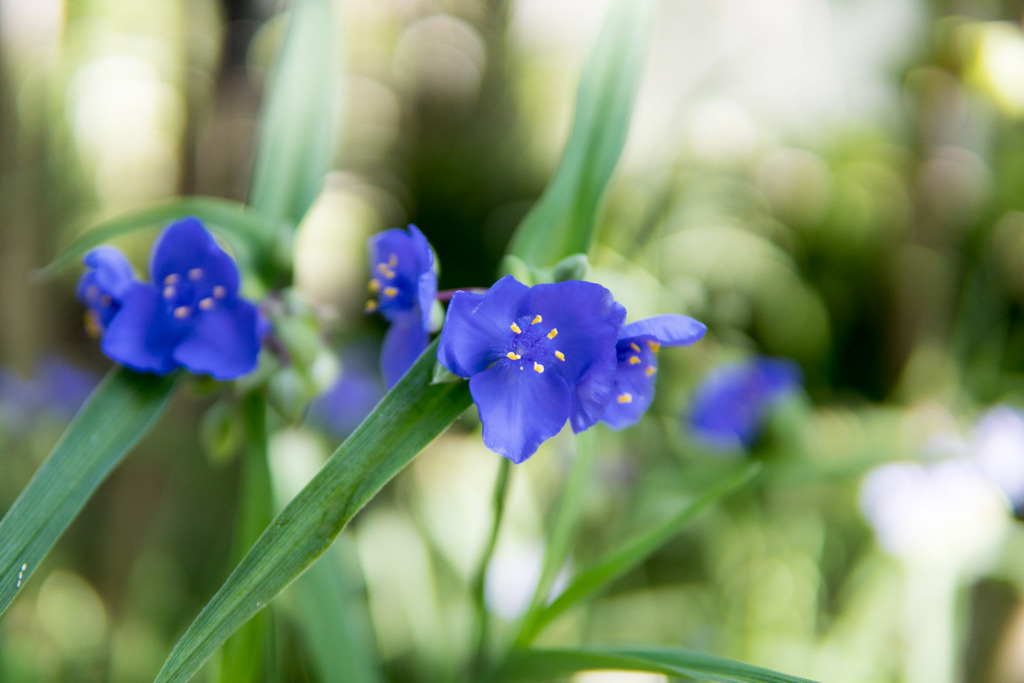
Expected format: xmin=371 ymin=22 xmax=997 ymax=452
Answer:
xmin=369 ymin=279 xmax=381 ymax=293
xmin=213 ymin=285 xmax=227 ymax=299
xmin=376 ymin=263 xmax=396 ymax=279
xmin=510 ymin=322 xmax=522 ymax=334
xmin=365 ymin=300 xmax=378 ymax=313
xmin=383 ymin=286 xmax=399 ymax=298
xmin=388 ymin=253 xmax=398 ymax=268
xmin=629 ymin=356 xmax=641 ymax=365
xmin=617 ymin=393 xmax=633 ymax=404
xmin=547 ymin=328 xmax=558 ymax=339
xmin=647 ymin=340 xmax=661 ymax=353
xmin=645 ymin=366 xmax=656 ymax=376
xmin=630 ymin=342 xmax=641 ymax=353
xmin=84 ymin=311 xmax=103 ymax=338
xmin=163 ymin=286 xmax=176 ymax=299
xmin=533 ymin=362 xmax=544 ymax=373
xmin=163 ymin=274 xmax=179 ymax=286
xmin=555 ymin=350 xmax=565 ymax=361
xmin=188 ymin=268 xmax=203 ymax=281
xmin=531 ymin=315 xmax=542 ymax=325
xmin=506 ymin=351 xmax=521 ymax=360
xmin=199 ymin=297 xmax=216 ymax=311
xmin=174 ymin=306 xmax=192 ymax=319
xmin=85 ymin=285 xmax=99 ymax=301
xmin=100 ymin=295 xmax=112 ymax=306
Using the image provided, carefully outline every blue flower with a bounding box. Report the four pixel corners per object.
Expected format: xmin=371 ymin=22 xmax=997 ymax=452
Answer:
xmin=93 ymin=217 xmax=262 ymax=379
xmin=687 ymin=357 xmax=802 ymax=449
xmin=76 ymin=245 xmax=136 ymax=337
xmin=600 ymin=315 xmax=707 ymax=430
xmin=438 ymin=275 xmax=625 ymax=463
xmin=0 ymin=357 xmax=99 ymax=427
xmin=306 ymin=345 xmax=385 ymax=437
xmin=365 ymin=225 xmax=437 ymax=388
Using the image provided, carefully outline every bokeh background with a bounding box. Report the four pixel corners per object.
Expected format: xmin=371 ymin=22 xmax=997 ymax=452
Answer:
xmin=4 ymin=0 xmax=1024 ymax=681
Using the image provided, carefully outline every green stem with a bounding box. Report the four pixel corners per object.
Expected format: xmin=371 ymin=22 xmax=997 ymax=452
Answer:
xmin=471 ymin=457 xmax=513 ymax=676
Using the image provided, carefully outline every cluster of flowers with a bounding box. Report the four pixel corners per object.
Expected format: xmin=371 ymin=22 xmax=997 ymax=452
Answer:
xmin=77 ymin=217 xmax=263 ymax=380
xmin=363 ymin=226 xmax=706 ymax=463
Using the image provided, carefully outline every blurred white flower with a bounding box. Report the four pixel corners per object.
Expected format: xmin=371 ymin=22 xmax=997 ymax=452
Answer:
xmin=972 ymin=407 xmax=1024 ymax=507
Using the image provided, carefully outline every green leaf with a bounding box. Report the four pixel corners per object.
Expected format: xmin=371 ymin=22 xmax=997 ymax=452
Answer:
xmin=0 ymin=367 xmax=177 ymax=617
xmin=516 ymin=463 xmax=760 ymax=645
xmin=493 ymin=646 xmax=820 ymax=683
xmin=249 ymin=0 xmax=338 ymax=228
xmin=155 ymin=339 xmax=472 ymax=682
xmin=37 ymin=197 xmax=281 ymax=283
xmin=508 ymin=0 xmax=651 ymax=268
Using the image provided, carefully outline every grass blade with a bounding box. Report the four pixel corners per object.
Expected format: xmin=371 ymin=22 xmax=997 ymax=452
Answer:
xmin=508 ymin=0 xmax=652 ymax=268
xmin=494 ymin=646 xmax=819 ymax=683
xmin=0 ymin=367 xmax=177 ymax=617
xmin=37 ymin=197 xmax=280 ymax=283
xmin=155 ymin=339 xmax=471 ymax=682
xmin=248 ymin=0 xmax=338 ymax=227
xmin=516 ymin=463 xmax=760 ymax=645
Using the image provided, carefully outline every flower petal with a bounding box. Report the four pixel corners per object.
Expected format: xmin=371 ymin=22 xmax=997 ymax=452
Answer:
xmin=149 ymin=217 xmax=240 ymax=294
xmin=600 ymin=338 xmax=659 ymax=430
xmin=78 ymin=246 xmax=136 ymax=301
xmin=469 ymin=363 xmax=571 ymax=463
xmin=620 ymin=314 xmax=706 ymax=346
xmin=437 ymin=275 xmax=531 ymax=377
xmin=101 ymin=284 xmax=180 ymax=374
xmin=172 ymin=298 xmax=261 ymax=380
xmin=380 ymin=311 xmax=428 ymax=389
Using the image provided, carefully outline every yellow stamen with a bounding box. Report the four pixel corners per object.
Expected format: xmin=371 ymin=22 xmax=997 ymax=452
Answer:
xmin=645 ymin=366 xmax=656 ymax=376
xmin=555 ymin=350 xmax=565 ymax=361
xmin=163 ymin=274 xmax=179 ymax=286
xmin=629 ymin=356 xmax=641 ymax=365
xmin=199 ymin=297 xmax=215 ymax=311
xmin=531 ymin=315 xmax=542 ymax=325
xmin=213 ymin=285 xmax=227 ymax=299
xmin=100 ymin=295 xmax=112 ymax=306
xmin=510 ymin=322 xmax=522 ymax=334
xmin=163 ymin=286 xmax=176 ymax=299
xmin=617 ymin=393 xmax=633 ymax=404
xmin=377 ymin=263 xmax=395 ymax=279
xmin=507 ymin=351 xmax=521 ymax=360
xmin=547 ymin=328 xmax=558 ymax=339
xmin=369 ymin=279 xmax=381 ymax=293
xmin=188 ymin=268 xmax=203 ymax=281
xmin=84 ymin=311 xmax=103 ymax=338
xmin=388 ymin=253 xmax=398 ymax=268
xmin=365 ymin=300 xmax=378 ymax=312
xmin=533 ymin=362 xmax=544 ymax=373
xmin=383 ymin=286 xmax=399 ymax=298
xmin=630 ymin=342 xmax=641 ymax=353
xmin=647 ymin=340 xmax=661 ymax=353
xmin=174 ymin=306 xmax=192 ymax=319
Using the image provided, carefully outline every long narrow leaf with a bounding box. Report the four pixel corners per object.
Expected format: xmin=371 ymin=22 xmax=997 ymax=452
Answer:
xmin=155 ymin=340 xmax=471 ymax=682
xmin=0 ymin=367 xmax=177 ymax=616
xmin=248 ymin=0 xmax=338 ymax=227
xmin=516 ymin=463 xmax=760 ymax=645
xmin=508 ymin=0 xmax=652 ymax=268
xmin=37 ymin=197 xmax=280 ymax=282
xmin=493 ymin=646 xmax=819 ymax=683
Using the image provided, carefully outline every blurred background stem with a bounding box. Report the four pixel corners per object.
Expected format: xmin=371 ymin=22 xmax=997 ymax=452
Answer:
xmin=471 ymin=456 xmax=511 ymax=677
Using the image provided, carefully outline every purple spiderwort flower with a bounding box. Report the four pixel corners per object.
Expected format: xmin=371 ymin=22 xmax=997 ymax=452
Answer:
xmin=306 ymin=345 xmax=385 ymax=438
xmin=0 ymin=357 xmax=99 ymax=427
xmin=438 ymin=275 xmax=625 ymax=463
xmin=365 ymin=225 xmax=437 ymax=388
xmin=76 ymin=245 xmax=136 ymax=337
xmin=600 ymin=315 xmax=707 ymax=430
xmin=687 ymin=356 xmax=802 ymax=449
xmin=88 ymin=216 xmax=262 ymax=379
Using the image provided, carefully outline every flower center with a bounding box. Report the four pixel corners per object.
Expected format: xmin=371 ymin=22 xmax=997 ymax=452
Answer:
xmin=365 ymin=252 xmax=414 ymax=314
xmin=504 ymin=313 xmax=567 ymax=372
xmin=160 ymin=269 xmax=227 ymax=321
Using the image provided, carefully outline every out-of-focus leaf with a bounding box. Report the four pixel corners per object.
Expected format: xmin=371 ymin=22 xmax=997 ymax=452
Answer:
xmin=37 ymin=197 xmax=280 ymax=282
xmin=508 ymin=0 xmax=651 ymax=268
xmin=155 ymin=339 xmax=471 ymax=683
xmin=0 ymin=368 xmax=177 ymax=617
xmin=248 ymin=0 xmax=338 ymax=228
xmin=515 ymin=463 xmax=760 ymax=645
xmin=493 ymin=646 xmax=820 ymax=683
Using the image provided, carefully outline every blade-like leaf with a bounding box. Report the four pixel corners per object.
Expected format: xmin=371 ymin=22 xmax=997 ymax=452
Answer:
xmin=248 ymin=0 xmax=338 ymax=228
xmin=516 ymin=463 xmax=760 ymax=645
xmin=508 ymin=0 xmax=651 ymax=268
xmin=155 ymin=339 xmax=471 ymax=683
xmin=37 ymin=197 xmax=280 ymax=282
xmin=0 ymin=367 xmax=177 ymax=616
xmin=493 ymin=646 xmax=820 ymax=683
